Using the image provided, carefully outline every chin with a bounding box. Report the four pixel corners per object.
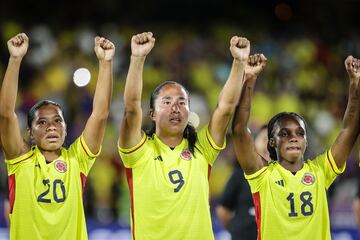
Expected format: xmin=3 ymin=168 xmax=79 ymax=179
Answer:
xmin=40 ymin=142 xmax=62 ymax=151
xmin=287 ymin=156 xmax=302 ymax=163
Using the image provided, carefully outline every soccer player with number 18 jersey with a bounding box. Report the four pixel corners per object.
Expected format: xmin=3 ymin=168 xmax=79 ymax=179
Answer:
xmin=232 ymin=53 xmax=360 ymax=239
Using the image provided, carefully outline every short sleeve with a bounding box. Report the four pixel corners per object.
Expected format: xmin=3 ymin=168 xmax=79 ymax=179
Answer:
xmin=69 ymin=134 xmax=100 ymax=175
xmin=118 ymin=133 xmax=148 ymax=168
xmin=196 ymin=124 xmax=225 ymax=166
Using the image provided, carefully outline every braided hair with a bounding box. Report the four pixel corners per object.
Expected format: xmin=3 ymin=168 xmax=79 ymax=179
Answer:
xmin=267 ymin=112 xmax=307 ymax=160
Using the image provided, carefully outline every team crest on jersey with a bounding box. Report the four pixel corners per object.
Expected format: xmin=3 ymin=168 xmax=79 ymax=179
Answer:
xmin=302 ymin=173 xmax=315 ymax=185
xmin=54 ymin=160 xmax=67 ymax=173
xmin=180 ymin=150 xmax=192 ymax=161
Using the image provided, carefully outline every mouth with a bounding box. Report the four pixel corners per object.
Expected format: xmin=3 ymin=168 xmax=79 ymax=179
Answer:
xmin=46 ymin=134 xmax=59 ymax=142
xmin=169 ymin=117 xmax=181 ymax=124
xmin=286 ymin=146 xmax=301 ymax=152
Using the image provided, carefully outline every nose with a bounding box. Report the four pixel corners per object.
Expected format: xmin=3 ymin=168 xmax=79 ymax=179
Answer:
xmin=171 ymin=102 xmax=180 ymax=112
xmin=46 ymin=122 xmax=57 ymax=131
xmin=289 ymin=133 xmax=298 ymax=142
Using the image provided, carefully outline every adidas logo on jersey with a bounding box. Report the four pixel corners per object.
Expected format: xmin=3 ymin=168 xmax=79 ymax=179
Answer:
xmin=275 ymin=180 xmax=284 ymax=187
xmin=154 ymin=156 xmax=163 ymax=161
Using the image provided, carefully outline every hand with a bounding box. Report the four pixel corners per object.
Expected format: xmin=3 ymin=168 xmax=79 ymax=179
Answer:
xmin=94 ymin=36 xmax=115 ymax=61
xmin=131 ymin=32 xmax=155 ymax=57
xmin=245 ymin=54 xmax=267 ymax=80
xmin=7 ymin=33 xmax=29 ymax=58
xmin=229 ymin=36 xmax=250 ymax=62
xmin=345 ymin=55 xmax=360 ymax=81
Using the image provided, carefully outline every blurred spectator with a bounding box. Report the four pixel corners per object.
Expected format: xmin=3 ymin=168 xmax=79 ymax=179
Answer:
xmin=216 ymin=125 xmax=269 ymax=239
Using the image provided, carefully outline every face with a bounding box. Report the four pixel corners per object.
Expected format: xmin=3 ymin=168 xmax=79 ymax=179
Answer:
xmin=270 ymin=117 xmax=307 ymax=163
xmin=151 ymin=84 xmax=189 ymax=137
xmin=28 ymin=104 xmax=66 ymax=151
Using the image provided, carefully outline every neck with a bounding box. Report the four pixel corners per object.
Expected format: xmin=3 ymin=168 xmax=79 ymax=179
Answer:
xmin=39 ymin=148 xmax=61 ymax=162
xmin=156 ymin=132 xmax=183 ymax=148
xmin=279 ymin=158 xmax=304 ymax=172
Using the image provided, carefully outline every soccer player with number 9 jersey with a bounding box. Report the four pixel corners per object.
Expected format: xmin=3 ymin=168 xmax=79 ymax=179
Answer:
xmin=118 ymin=32 xmax=250 ymax=240
xmin=232 ymin=54 xmax=360 ymax=239
xmin=0 ymin=33 xmax=115 ymax=239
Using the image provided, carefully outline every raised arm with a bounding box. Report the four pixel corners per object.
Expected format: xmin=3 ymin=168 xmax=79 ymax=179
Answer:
xmin=82 ymin=36 xmax=115 ymax=154
xmin=118 ymin=32 xmax=155 ymax=149
xmin=208 ymin=36 xmax=250 ymax=146
xmin=232 ymin=54 xmax=267 ymax=174
xmin=331 ymin=56 xmax=360 ymax=168
xmin=0 ymin=33 xmax=30 ymax=159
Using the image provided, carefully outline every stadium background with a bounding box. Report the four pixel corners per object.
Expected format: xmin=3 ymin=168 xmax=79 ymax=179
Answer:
xmin=1 ymin=0 xmax=360 ymax=239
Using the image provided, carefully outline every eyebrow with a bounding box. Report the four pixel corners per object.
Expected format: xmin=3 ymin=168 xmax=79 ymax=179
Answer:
xmin=279 ymin=126 xmax=305 ymax=132
xmin=161 ymin=96 xmax=172 ymax=100
xmin=161 ymin=96 xmax=187 ymax=100
xmin=36 ymin=114 xmax=63 ymax=120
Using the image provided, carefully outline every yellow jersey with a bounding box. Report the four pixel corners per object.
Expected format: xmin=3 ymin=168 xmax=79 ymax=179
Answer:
xmin=6 ymin=135 xmax=98 ymax=240
xmin=118 ymin=125 xmax=225 ymax=240
xmin=245 ymin=150 xmax=345 ymax=240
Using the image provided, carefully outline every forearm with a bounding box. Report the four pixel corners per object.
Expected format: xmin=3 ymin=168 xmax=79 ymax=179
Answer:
xmin=233 ymin=77 xmax=256 ymax=135
xmin=217 ymin=59 xmax=246 ymax=115
xmin=92 ymin=60 xmax=113 ymax=118
xmin=332 ymin=78 xmax=360 ymax=166
xmin=124 ymin=55 xmax=146 ymax=111
xmin=342 ymin=80 xmax=360 ymax=135
xmin=0 ymin=57 xmax=22 ymax=116
xmin=118 ymin=55 xmax=146 ymax=148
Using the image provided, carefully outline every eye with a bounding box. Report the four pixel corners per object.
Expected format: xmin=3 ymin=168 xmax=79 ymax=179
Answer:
xmin=38 ymin=120 xmax=46 ymax=125
xmin=297 ymin=131 xmax=305 ymax=137
xmin=279 ymin=132 xmax=287 ymax=137
xmin=164 ymin=101 xmax=171 ymax=105
xmin=55 ymin=118 xmax=63 ymax=123
xmin=179 ymin=101 xmax=187 ymax=106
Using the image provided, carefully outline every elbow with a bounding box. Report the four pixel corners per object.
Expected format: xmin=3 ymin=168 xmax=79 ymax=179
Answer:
xmin=0 ymin=104 xmax=14 ymax=118
xmin=0 ymin=111 xmax=16 ymax=122
xmin=232 ymin=124 xmax=249 ymax=137
xmin=92 ymin=110 xmax=110 ymax=121
xmin=218 ymin=102 xmax=237 ymax=117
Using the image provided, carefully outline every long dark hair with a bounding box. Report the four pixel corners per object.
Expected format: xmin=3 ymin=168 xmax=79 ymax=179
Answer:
xmin=267 ymin=112 xmax=307 ymax=160
xmin=145 ymin=81 xmax=197 ymax=155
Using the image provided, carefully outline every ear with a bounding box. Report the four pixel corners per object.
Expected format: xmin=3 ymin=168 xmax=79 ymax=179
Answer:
xmin=269 ymin=138 xmax=276 ymax=148
xmin=27 ymin=128 xmax=34 ymax=142
xmin=64 ymin=124 xmax=68 ymax=137
xmin=149 ymin=110 xmax=156 ymax=121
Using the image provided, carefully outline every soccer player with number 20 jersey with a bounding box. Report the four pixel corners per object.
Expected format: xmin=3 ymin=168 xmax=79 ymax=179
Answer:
xmin=0 ymin=33 xmax=115 ymax=239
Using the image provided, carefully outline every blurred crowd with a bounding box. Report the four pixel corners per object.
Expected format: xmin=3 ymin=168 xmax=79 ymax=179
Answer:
xmin=0 ymin=21 xmax=359 ymax=228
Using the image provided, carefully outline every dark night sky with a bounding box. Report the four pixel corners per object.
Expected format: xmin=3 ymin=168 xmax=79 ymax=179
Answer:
xmin=1 ymin=0 xmax=360 ymax=41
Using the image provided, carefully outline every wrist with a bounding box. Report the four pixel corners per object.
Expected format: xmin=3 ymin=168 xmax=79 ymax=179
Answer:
xmin=349 ymin=76 xmax=360 ymax=82
xmin=233 ymin=58 xmax=247 ymax=64
xmin=131 ymin=55 xmax=146 ymax=64
xmin=99 ymin=59 xmax=113 ymax=64
xmin=9 ymin=56 xmax=23 ymax=64
xmin=131 ymin=54 xmax=146 ymax=59
xmin=246 ymin=75 xmax=257 ymax=81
